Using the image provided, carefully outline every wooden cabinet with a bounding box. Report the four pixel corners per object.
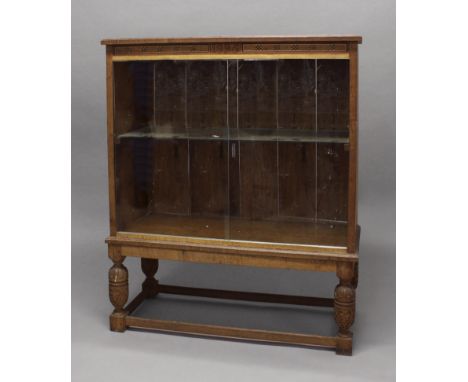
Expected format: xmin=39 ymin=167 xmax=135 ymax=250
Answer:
xmin=102 ymin=36 xmax=362 ymax=355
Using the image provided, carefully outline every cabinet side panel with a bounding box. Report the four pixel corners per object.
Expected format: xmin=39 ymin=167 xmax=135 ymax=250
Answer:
xmin=106 ymin=47 xmax=117 ymax=234
xmin=347 ymin=45 xmax=358 ymax=252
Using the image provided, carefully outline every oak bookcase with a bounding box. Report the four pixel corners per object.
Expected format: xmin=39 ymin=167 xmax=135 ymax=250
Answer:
xmin=102 ymin=36 xmax=362 ymax=355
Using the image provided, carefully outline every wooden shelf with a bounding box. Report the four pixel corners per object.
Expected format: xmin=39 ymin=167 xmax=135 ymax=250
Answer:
xmin=118 ymin=126 xmax=349 ymax=144
xmin=122 ymin=214 xmax=347 ymax=248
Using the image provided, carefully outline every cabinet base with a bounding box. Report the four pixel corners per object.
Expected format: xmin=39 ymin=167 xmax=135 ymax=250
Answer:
xmin=110 ymin=283 xmax=353 ymax=355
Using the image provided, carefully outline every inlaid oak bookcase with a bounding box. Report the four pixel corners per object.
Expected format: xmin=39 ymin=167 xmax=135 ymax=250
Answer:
xmin=101 ymin=36 xmax=362 ymax=355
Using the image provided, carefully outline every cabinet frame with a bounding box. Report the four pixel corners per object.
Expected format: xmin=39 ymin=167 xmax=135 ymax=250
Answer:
xmin=102 ymin=36 xmax=362 ymax=355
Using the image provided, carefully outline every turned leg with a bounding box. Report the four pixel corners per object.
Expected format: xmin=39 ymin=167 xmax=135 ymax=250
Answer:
xmin=141 ymin=258 xmax=159 ymax=298
xmin=108 ymin=247 xmax=128 ymax=332
xmin=334 ymin=262 xmax=356 ymax=355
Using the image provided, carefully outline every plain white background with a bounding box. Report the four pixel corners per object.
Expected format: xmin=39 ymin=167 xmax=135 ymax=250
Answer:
xmin=1 ymin=1 xmax=467 ymax=381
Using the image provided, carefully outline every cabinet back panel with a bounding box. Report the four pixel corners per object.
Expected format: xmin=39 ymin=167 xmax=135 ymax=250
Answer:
xmin=115 ymin=139 xmax=144 ymax=230
xmin=113 ymin=58 xmax=350 ymax=241
xmin=187 ymin=61 xmax=227 ymax=130
xmin=238 ymin=61 xmax=277 ymax=130
xmin=154 ymin=61 xmax=186 ymax=130
xmin=114 ymin=62 xmax=154 ymax=134
xmin=317 ymin=143 xmax=348 ymax=221
xmin=278 ymin=60 xmax=316 ymax=130
xmin=229 ymin=141 xmax=241 ymax=217
xmin=317 ymin=60 xmax=349 ymax=134
xmin=278 ymin=142 xmax=316 ymax=218
xmin=190 ymin=141 xmax=229 ymax=216
xmin=239 ymin=142 xmax=278 ymax=219
xmin=151 ymin=140 xmax=190 ymax=215
xmin=113 ymin=63 xmax=135 ymax=135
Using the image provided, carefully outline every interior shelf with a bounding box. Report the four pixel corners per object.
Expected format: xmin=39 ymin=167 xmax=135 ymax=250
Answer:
xmin=122 ymin=214 xmax=347 ymax=248
xmin=118 ymin=126 xmax=349 ymax=144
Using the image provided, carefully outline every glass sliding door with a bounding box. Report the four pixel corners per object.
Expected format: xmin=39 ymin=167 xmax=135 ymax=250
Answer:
xmin=113 ymin=58 xmax=349 ymax=247
xmin=113 ymin=60 xmax=230 ymax=239
xmin=231 ymin=59 xmax=349 ymax=246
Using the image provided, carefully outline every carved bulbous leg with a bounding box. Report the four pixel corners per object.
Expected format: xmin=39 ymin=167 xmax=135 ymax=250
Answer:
xmin=141 ymin=258 xmax=159 ymax=298
xmin=334 ymin=262 xmax=356 ymax=355
xmin=108 ymin=247 xmax=128 ymax=332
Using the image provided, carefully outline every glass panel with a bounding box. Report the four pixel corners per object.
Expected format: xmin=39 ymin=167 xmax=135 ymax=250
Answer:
xmin=231 ymin=59 xmax=349 ymax=247
xmin=187 ymin=61 xmax=229 ymax=220
xmin=278 ymin=60 xmax=316 ymax=219
xmin=113 ymin=59 xmax=349 ymax=247
xmin=113 ymin=60 xmax=229 ymax=239
xmin=316 ymin=60 xmax=349 ymax=223
xmin=236 ymin=60 xmax=278 ymax=222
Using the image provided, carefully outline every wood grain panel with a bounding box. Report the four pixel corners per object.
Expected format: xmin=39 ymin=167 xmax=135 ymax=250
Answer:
xmin=317 ymin=60 xmax=349 ymax=134
xmin=238 ymin=61 xmax=276 ymax=130
xmin=116 ymin=140 xmax=137 ymax=230
xmin=116 ymin=237 xmax=345 ymax=268
xmin=239 ymin=142 xmax=278 ymax=219
xmin=316 ymin=143 xmax=348 ymax=221
xmin=125 ymin=316 xmax=337 ymax=347
xmin=278 ymin=59 xmax=316 ymax=130
xmin=151 ymin=140 xmax=190 ymax=215
xmin=187 ymin=60 xmax=227 ymax=130
xmin=113 ymin=62 xmax=134 ymax=135
xmin=132 ymin=62 xmax=154 ymax=127
xmin=237 ymin=61 xmax=277 ymax=220
xmin=278 ymin=143 xmax=316 ymax=218
xmin=154 ymin=61 xmax=186 ymax=130
xmin=190 ymin=141 xmax=228 ymax=216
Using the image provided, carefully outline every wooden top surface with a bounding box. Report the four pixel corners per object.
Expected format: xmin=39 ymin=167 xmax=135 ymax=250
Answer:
xmin=101 ymin=36 xmax=362 ymax=46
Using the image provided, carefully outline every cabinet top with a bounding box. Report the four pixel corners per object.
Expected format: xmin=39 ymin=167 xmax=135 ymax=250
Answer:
xmin=101 ymin=35 xmax=362 ymax=46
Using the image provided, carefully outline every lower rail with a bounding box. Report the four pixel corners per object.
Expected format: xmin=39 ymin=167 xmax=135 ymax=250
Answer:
xmin=125 ymin=316 xmax=337 ymax=348
xmin=122 ymin=283 xmax=339 ymax=351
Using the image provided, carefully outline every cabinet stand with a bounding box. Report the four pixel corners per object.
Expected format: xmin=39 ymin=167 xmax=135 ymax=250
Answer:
xmin=107 ymin=236 xmax=358 ymax=355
